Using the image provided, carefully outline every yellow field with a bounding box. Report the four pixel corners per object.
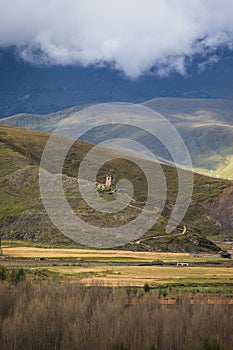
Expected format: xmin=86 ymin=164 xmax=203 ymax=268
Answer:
xmin=2 ymin=246 xmax=233 ymax=287
xmin=2 ymin=246 xmax=223 ymax=262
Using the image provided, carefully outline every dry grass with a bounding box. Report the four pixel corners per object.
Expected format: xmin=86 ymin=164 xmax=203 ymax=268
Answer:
xmin=44 ymin=265 xmax=233 ymax=287
xmin=0 ymin=282 xmax=232 ymax=350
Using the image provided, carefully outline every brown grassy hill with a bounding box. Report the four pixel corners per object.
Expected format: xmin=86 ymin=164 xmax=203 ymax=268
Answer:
xmin=0 ymin=124 xmax=232 ymax=252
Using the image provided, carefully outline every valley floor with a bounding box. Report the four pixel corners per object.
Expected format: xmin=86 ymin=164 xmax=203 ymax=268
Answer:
xmin=1 ymin=242 xmax=233 ymax=295
xmin=1 ymin=242 xmax=233 ymax=349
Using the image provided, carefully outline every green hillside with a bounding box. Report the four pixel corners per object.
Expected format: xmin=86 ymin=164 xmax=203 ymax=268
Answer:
xmin=2 ymin=97 xmax=233 ymax=179
xmin=144 ymin=98 xmax=233 ymax=179
xmin=0 ymin=124 xmax=232 ymax=252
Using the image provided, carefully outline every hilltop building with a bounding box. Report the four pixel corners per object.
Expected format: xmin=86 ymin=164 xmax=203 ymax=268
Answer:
xmin=105 ymin=175 xmax=115 ymax=188
xmin=97 ymin=175 xmax=115 ymax=191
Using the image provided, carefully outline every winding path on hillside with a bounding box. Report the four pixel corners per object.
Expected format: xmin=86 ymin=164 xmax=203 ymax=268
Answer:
xmin=130 ymin=225 xmax=187 ymax=249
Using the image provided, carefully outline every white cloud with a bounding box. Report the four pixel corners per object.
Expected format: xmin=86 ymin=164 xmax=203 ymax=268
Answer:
xmin=0 ymin=0 xmax=233 ymax=78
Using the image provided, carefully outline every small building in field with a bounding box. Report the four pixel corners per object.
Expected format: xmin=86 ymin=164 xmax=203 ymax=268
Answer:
xmin=177 ymin=262 xmax=189 ymax=267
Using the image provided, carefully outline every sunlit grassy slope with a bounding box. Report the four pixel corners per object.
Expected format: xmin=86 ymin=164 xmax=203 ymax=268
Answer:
xmin=0 ymin=123 xmax=232 ymax=252
xmin=3 ymin=97 xmax=233 ymax=178
xmin=143 ymin=98 xmax=233 ymax=179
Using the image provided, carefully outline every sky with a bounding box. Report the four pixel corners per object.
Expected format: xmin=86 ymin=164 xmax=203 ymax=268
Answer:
xmin=0 ymin=0 xmax=233 ymax=78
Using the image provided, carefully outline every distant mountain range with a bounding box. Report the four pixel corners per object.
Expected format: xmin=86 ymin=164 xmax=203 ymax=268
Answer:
xmin=1 ymin=47 xmax=233 ymax=117
xmin=2 ymin=97 xmax=233 ymax=179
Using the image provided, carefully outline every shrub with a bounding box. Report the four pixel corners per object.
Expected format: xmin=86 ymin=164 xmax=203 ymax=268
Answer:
xmin=8 ymin=268 xmax=26 ymax=284
xmin=201 ymin=337 xmax=223 ymax=350
xmin=143 ymin=283 xmax=150 ymax=292
xmin=0 ymin=265 xmax=6 ymax=281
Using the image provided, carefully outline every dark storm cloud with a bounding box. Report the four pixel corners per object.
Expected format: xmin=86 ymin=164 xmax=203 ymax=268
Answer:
xmin=0 ymin=0 xmax=233 ymax=77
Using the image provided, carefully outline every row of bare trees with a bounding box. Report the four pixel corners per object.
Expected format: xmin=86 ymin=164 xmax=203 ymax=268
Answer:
xmin=0 ymin=281 xmax=231 ymax=350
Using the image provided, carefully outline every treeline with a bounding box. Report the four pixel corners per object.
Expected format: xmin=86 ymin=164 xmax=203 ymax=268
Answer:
xmin=0 ymin=281 xmax=231 ymax=350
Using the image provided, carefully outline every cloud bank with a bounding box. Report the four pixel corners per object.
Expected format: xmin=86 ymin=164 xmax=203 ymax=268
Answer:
xmin=0 ymin=0 xmax=233 ymax=77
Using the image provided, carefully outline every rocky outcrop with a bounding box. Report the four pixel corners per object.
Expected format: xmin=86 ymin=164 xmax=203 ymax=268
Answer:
xmin=203 ymin=186 xmax=233 ymax=235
